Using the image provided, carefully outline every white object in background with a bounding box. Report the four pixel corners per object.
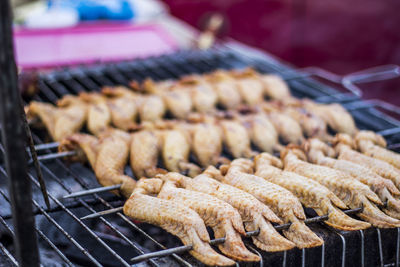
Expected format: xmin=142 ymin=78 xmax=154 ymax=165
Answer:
xmin=130 ymin=0 xmax=168 ymax=22
xmin=25 ymin=6 xmax=79 ymax=29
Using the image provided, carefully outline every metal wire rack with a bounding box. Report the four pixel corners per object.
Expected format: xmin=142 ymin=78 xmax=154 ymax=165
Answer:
xmin=1 ymin=11 xmax=400 ymax=267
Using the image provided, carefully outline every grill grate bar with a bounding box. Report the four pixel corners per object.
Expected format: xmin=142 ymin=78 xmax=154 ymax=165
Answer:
xmin=29 ymin=129 xmax=192 ymax=267
xmin=0 ymin=242 xmax=18 ymax=266
xmin=0 ymin=180 xmax=74 ymax=266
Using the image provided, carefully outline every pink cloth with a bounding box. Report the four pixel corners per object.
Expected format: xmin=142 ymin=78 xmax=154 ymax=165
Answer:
xmin=14 ymin=23 xmax=178 ymax=69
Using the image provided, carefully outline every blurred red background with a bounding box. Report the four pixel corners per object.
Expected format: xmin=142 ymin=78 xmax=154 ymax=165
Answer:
xmin=164 ymin=0 xmax=400 ymax=105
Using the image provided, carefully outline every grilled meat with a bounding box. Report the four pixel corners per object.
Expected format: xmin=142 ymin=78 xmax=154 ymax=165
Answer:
xmin=254 ymin=153 xmax=370 ymax=230
xmin=237 ymin=113 xmax=281 ymax=153
xmin=305 ymin=138 xmax=400 ymax=219
xmin=334 ymin=133 xmax=400 ymax=191
xmin=281 ymin=146 xmax=400 ymax=228
xmin=230 ymin=68 xmax=264 ymax=105
xmin=219 ymin=159 xmax=323 ymax=248
xmin=206 ymin=71 xmax=242 ymax=109
xmin=158 ymin=175 xmax=260 ymax=262
xmin=220 ymin=120 xmax=255 ymax=158
xmin=302 ymin=100 xmax=357 ymax=136
xmin=26 ymin=96 xmax=87 ymax=141
xmin=102 ymin=86 xmax=138 ymax=130
xmin=160 ymin=129 xmax=201 ymax=177
xmin=162 ymin=168 xmax=295 ymax=252
xmin=355 ymin=130 xmax=400 ymax=169
xmin=59 ymin=129 xmax=136 ymax=198
xmin=259 ymin=74 xmax=291 ymax=101
xmin=79 ymin=92 xmax=111 ymax=136
xmin=130 ymin=130 xmax=166 ymax=178
xmin=124 ymin=178 xmax=235 ymax=266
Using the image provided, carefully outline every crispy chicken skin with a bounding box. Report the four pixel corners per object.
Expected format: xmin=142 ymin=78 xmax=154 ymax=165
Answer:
xmin=254 ymin=153 xmax=370 ymax=230
xmin=206 ymin=71 xmax=242 ymax=109
xmin=334 ymin=134 xmax=400 ymax=191
xmin=178 ymin=75 xmax=218 ymax=113
xmin=355 ymin=130 xmax=400 ymax=169
xmin=130 ymin=130 xmax=166 ymax=178
xmin=219 ymin=159 xmax=323 ymax=248
xmin=79 ymin=92 xmax=111 ymax=136
xmin=259 ymin=74 xmax=291 ymax=100
xmin=305 ymin=138 xmax=400 ymax=219
xmin=137 ymin=95 xmax=166 ymax=122
xmin=237 ymin=113 xmax=281 ymax=153
xmin=282 ymin=106 xmax=331 ymax=141
xmin=281 ymin=146 xmax=400 ymax=228
xmin=101 ymin=86 xmax=138 ymax=130
xmin=263 ymin=108 xmax=304 ymax=145
xmin=124 ymin=178 xmax=235 ymax=266
xmin=161 ymin=168 xmax=295 ymax=252
xmin=302 ymin=100 xmax=357 ymax=136
xmin=26 ymin=96 xmax=87 ymax=141
xmin=142 ymin=79 xmax=192 ymax=119
xmin=219 ymin=120 xmax=255 ymax=158
xmin=179 ymin=122 xmax=226 ymax=167
xmin=160 ymin=129 xmax=201 ymax=177
xmin=158 ymin=175 xmax=260 ymax=262
xmin=230 ymin=68 xmax=264 ymax=105
xmin=59 ymin=129 xmax=136 ymax=198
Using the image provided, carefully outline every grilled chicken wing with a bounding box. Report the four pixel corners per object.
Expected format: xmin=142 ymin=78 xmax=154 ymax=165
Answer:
xmin=259 ymin=74 xmax=291 ymax=100
xmin=281 ymin=146 xmax=400 ymax=228
xmin=262 ymin=105 xmax=304 ymax=144
xmin=130 ymin=130 xmax=166 ymax=178
xmin=137 ymin=94 xmax=166 ymax=122
xmin=237 ymin=113 xmax=281 ymax=153
xmin=158 ymin=175 xmax=260 ymax=262
xmin=180 ymin=167 xmax=296 ymax=252
xmin=355 ymin=130 xmax=400 ymax=169
xmin=79 ymin=92 xmax=111 ymax=136
xmin=302 ymin=100 xmax=357 ymax=136
xmin=206 ymin=71 xmax=242 ymax=109
xmin=101 ymin=86 xmax=138 ymax=130
xmin=219 ymin=120 xmax=255 ymax=158
xmin=282 ymin=106 xmax=331 ymax=141
xmin=124 ymin=178 xmax=235 ymax=266
xmin=59 ymin=129 xmax=136 ymax=198
xmin=142 ymin=79 xmax=192 ymax=119
xmin=334 ymin=134 xmax=400 ymax=191
xmin=179 ymin=76 xmax=218 ymax=113
xmin=182 ymin=122 xmax=226 ymax=167
xmin=254 ymin=153 xmax=369 ymax=230
xmin=219 ymin=159 xmax=323 ymax=248
xmin=305 ymin=138 xmax=400 ymax=219
xmin=230 ymin=68 xmax=264 ymax=105
xmin=160 ymin=129 xmax=201 ymax=177
xmin=26 ymin=96 xmax=87 ymax=141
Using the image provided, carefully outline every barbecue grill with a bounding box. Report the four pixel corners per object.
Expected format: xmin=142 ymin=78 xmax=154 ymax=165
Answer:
xmin=2 ymin=3 xmax=400 ymax=267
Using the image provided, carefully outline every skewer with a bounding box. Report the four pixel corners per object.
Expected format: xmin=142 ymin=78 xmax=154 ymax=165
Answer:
xmin=28 ymin=150 xmax=77 ymax=164
xmin=63 ymin=184 xmax=122 ymax=199
xmin=31 ymin=142 xmax=60 ymax=152
xmin=129 ymin=207 xmax=364 ymax=263
xmin=81 ymin=207 xmax=124 ymax=220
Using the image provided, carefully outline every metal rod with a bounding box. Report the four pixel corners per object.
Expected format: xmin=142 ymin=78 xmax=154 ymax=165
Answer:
xmin=63 ymin=184 xmax=122 ymax=199
xmin=31 ymin=142 xmax=60 ymax=152
xmin=28 ymin=150 xmax=77 ymax=164
xmin=81 ymin=207 xmax=124 ymax=220
xmin=130 ymin=206 xmax=364 ymax=263
xmin=0 ymin=1 xmax=40 ymax=266
xmin=377 ymin=228 xmax=384 ymax=267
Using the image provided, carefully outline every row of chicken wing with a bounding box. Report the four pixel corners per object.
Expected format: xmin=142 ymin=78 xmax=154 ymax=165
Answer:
xmin=26 ymin=68 xmax=357 ymax=142
xmin=59 ymin=128 xmax=400 ymax=265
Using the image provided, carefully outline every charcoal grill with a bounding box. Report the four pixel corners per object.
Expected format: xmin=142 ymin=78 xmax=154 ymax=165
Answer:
xmin=2 ymin=3 xmax=400 ymax=267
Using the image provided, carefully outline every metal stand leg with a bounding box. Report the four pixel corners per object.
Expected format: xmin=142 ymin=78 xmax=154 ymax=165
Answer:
xmin=0 ymin=1 xmax=40 ymax=266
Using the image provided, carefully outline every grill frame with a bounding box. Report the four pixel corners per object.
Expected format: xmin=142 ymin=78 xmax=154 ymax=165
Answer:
xmin=1 ymin=29 xmax=400 ymax=267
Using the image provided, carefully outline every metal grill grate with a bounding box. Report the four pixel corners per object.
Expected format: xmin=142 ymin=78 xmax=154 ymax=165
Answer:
xmin=1 ymin=44 xmax=400 ymax=266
